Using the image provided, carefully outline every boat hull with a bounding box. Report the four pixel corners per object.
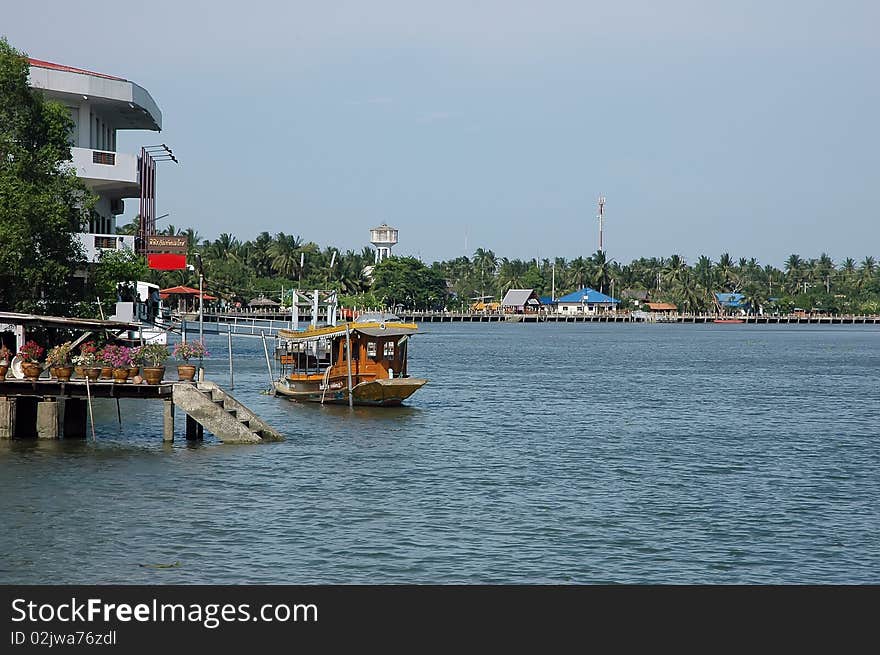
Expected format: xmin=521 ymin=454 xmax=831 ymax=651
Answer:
xmin=274 ymin=377 xmax=427 ymax=406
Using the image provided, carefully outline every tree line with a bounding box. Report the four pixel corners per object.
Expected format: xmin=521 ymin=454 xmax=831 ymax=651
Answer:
xmin=119 ymin=217 xmax=880 ymax=314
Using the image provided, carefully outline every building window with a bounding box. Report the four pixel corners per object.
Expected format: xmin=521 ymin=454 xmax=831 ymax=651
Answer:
xmin=366 ymin=341 xmax=377 ymax=358
xmin=383 ymin=341 xmax=394 ymax=358
xmin=94 ymin=236 xmax=117 ymax=249
xmin=92 ymin=151 xmax=116 ymax=165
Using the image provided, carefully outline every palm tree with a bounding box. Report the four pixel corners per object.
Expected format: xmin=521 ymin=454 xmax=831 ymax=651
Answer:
xmin=472 ymin=248 xmax=498 ymax=298
xmin=859 ymin=256 xmax=876 ymax=285
xmin=205 ymin=233 xmax=241 ymax=262
xmin=569 ymin=257 xmax=590 ymax=290
xmin=268 ymin=233 xmax=302 ymax=278
xmin=117 ymin=216 xmax=141 ymax=236
xmin=785 ymin=254 xmax=805 ymax=294
xmin=662 ymin=254 xmax=687 ymax=291
xmin=716 ymin=253 xmax=737 ymax=291
xmin=590 ymin=250 xmax=613 ymax=294
xmin=693 ymin=255 xmax=714 ymax=292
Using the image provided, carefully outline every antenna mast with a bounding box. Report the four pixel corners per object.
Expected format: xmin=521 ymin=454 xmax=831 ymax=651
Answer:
xmin=597 ymin=195 xmax=606 ymax=252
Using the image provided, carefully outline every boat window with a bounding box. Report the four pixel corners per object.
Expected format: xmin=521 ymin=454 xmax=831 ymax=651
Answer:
xmin=366 ymin=341 xmax=377 ymax=358
xmin=383 ymin=341 xmax=394 ymax=358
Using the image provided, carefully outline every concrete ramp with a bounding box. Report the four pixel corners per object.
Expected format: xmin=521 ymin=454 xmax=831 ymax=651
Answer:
xmin=173 ymin=381 xmax=284 ymax=443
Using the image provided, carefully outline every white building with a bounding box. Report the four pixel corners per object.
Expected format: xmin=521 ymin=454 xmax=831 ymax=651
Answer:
xmin=27 ymin=57 xmax=163 ymax=262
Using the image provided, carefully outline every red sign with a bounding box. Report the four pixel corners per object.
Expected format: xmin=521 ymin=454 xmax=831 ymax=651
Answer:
xmin=148 ymin=253 xmax=187 ymax=270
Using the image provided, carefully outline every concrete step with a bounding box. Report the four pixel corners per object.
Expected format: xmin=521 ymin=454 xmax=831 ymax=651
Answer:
xmin=173 ymin=381 xmax=284 ymax=443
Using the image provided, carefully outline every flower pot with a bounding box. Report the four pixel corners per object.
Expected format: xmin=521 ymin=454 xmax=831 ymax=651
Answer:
xmin=53 ymin=366 xmax=74 ymax=382
xmin=128 ymin=366 xmax=140 ymax=378
xmin=74 ymin=365 xmax=85 ymax=379
xmin=0 ymin=364 xmax=8 ymax=379
xmin=84 ymin=367 xmax=102 ymax=381
xmin=112 ymin=367 xmax=130 ymax=383
xmin=100 ymin=366 xmax=113 ymax=380
xmin=22 ymin=362 xmax=42 ymax=380
xmin=177 ymin=364 xmax=197 ymax=382
xmin=143 ymin=366 xmax=165 ymax=385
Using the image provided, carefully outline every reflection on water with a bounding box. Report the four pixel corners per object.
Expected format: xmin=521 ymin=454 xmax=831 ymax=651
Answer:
xmin=1 ymin=324 xmax=879 ymax=584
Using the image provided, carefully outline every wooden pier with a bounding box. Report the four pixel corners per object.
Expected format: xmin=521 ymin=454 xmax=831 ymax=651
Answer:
xmin=0 ymin=378 xmax=282 ymax=443
xmin=392 ymin=311 xmax=880 ymax=325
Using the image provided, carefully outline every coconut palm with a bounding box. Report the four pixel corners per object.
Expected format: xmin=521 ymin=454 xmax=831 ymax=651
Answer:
xmin=590 ymin=250 xmax=613 ymax=294
xmin=785 ymin=254 xmax=805 ymax=294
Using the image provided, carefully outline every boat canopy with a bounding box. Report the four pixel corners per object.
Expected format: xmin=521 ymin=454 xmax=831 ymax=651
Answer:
xmin=277 ymin=321 xmax=419 ymax=343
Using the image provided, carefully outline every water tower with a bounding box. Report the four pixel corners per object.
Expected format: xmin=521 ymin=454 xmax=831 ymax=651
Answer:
xmin=370 ymin=223 xmax=398 ymax=263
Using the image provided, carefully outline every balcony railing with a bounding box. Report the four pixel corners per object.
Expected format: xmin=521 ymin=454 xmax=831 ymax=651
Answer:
xmin=71 ymin=147 xmax=138 ymax=187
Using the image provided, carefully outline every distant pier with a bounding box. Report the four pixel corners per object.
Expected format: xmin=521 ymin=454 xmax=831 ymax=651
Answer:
xmin=183 ymin=310 xmax=880 ymax=329
xmin=393 ymin=312 xmax=880 ymax=325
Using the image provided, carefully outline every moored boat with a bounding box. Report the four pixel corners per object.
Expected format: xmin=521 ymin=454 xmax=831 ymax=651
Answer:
xmin=273 ymin=319 xmax=427 ymax=406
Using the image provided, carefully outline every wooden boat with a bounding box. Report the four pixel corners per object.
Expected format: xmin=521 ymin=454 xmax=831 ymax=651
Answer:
xmin=713 ymin=318 xmax=745 ymax=323
xmin=273 ymin=320 xmax=427 ymax=406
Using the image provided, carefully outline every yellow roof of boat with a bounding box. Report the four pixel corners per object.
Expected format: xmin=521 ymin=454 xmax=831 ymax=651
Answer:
xmin=277 ymin=321 xmax=419 ymax=342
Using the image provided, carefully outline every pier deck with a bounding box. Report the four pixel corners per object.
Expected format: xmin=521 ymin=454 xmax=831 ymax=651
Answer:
xmin=0 ymin=379 xmax=173 ymax=399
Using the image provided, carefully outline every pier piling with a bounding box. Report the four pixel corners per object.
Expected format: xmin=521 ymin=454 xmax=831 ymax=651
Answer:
xmin=185 ymin=414 xmax=203 ymax=440
xmin=62 ymin=399 xmax=87 ymax=439
xmin=163 ymin=400 xmax=175 ymax=442
xmin=36 ymin=400 xmax=59 ymax=439
xmin=0 ymin=397 xmax=15 ymax=439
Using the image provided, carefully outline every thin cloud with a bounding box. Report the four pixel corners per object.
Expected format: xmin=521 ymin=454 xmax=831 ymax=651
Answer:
xmin=417 ymin=111 xmax=458 ymax=123
xmin=347 ymin=96 xmax=394 ymax=106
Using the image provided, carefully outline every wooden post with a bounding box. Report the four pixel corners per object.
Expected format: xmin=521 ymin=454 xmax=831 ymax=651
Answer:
xmin=227 ymin=326 xmax=234 ymax=390
xmin=163 ymin=400 xmax=174 ymax=442
xmin=0 ymin=397 xmax=15 ymax=439
xmin=345 ymin=324 xmax=353 ymax=408
xmin=261 ymin=331 xmax=274 ymax=392
xmin=85 ymin=375 xmax=96 ymax=441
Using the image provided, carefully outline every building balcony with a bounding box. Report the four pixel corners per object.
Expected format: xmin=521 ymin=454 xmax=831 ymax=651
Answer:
xmin=75 ymin=232 xmax=135 ymax=264
xmin=71 ymin=147 xmax=140 ymax=197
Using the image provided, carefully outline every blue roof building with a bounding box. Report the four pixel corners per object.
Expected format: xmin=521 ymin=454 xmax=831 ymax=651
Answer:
xmin=557 ymin=287 xmax=620 ymax=304
xmin=553 ymin=287 xmax=619 ymax=314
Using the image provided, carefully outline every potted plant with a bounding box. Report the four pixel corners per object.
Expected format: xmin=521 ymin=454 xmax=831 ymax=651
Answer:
xmin=173 ymin=340 xmax=208 ymax=382
xmin=127 ymin=346 xmax=141 ymax=379
xmin=73 ymin=341 xmax=101 ymax=381
xmin=0 ymin=344 xmax=10 ymax=379
xmin=46 ymin=341 xmax=74 ymax=382
xmin=137 ymin=343 xmax=170 ymax=384
xmin=18 ymin=340 xmax=45 ymax=380
xmin=101 ymin=344 xmax=133 ymax=383
xmin=96 ymin=344 xmax=114 ymax=379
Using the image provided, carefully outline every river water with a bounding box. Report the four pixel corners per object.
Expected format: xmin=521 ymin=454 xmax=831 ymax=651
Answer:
xmin=1 ymin=323 xmax=878 ymax=584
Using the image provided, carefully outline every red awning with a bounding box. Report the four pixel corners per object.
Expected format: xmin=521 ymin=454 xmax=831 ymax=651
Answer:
xmin=159 ymin=285 xmax=201 ymax=295
xmin=159 ymin=285 xmax=217 ymax=301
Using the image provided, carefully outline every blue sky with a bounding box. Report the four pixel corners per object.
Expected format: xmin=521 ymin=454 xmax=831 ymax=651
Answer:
xmin=5 ymin=1 xmax=878 ymax=267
